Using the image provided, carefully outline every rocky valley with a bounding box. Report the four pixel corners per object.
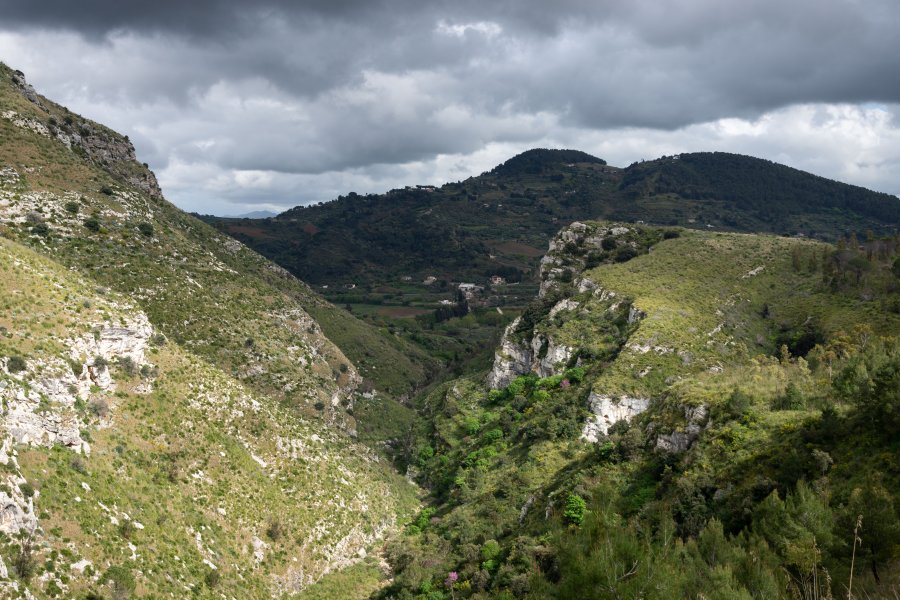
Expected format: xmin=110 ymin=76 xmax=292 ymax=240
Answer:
xmin=1 ymin=62 xmax=899 ymax=600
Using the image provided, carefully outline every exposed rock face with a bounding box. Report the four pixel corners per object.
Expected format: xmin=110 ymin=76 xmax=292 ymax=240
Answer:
xmin=655 ymin=404 xmax=708 ymax=453
xmin=490 ymin=221 xmax=649 ymax=388
xmin=487 ymin=318 xmax=533 ymax=389
xmin=9 ymin=69 xmax=163 ymax=199
xmin=539 ymin=222 xmax=634 ymax=298
xmin=581 ymin=393 xmax=650 ymax=442
xmin=537 ymin=337 xmax=573 ymax=378
xmin=486 ymin=319 xmax=575 ymax=388
xmin=70 ymin=316 xmax=154 ymax=368
xmin=549 ymin=298 xmax=579 ymax=318
xmin=2 ymin=312 xmax=153 ymax=457
xmin=0 ymin=480 xmax=37 ymax=536
xmin=10 ymin=70 xmax=45 ymax=109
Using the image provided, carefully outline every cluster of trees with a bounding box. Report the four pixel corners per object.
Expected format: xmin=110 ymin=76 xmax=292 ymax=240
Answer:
xmin=620 ymin=152 xmax=900 ymax=228
xmin=822 ymin=233 xmax=900 ymax=306
xmin=490 ymin=149 xmax=606 ymax=177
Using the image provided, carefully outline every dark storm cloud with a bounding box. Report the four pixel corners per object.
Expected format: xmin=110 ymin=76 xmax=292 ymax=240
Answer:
xmin=7 ymin=0 xmax=899 ymax=123
xmin=1 ymin=0 xmax=899 ymax=212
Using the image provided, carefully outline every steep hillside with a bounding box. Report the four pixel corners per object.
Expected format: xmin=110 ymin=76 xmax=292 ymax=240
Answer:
xmin=0 ymin=64 xmax=425 ymax=597
xmin=0 ymin=63 xmax=433 ymax=407
xmin=0 ymin=237 xmax=418 ymax=597
xmin=380 ymin=222 xmax=900 ymax=599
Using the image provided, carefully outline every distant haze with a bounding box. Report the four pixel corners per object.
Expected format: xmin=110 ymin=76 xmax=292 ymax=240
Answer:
xmin=2 ymin=0 xmax=899 ymax=215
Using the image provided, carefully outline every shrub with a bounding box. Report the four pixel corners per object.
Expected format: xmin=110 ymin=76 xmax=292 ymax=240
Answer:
xmin=6 ymin=355 xmax=26 ymax=373
xmin=482 ymin=428 xmax=503 ymax=443
xmin=30 ymin=222 xmax=49 ymax=236
xmin=13 ymin=536 xmax=35 ymax=581
xmin=266 ymin=518 xmax=284 ymax=541
xmin=83 ymin=216 xmax=101 ymax=231
xmin=563 ymin=493 xmax=587 ymax=525
xmin=19 ymin=482 xmax=35 ymax=498
xmin=585 ymin=252 xmax=604 ymax=268
xmin=772 ymin=383 xmax=803 ymax=410
xmin=614 ymin=246 xmax=639 ymax=262
xmin=102 ymin=565 xmax=135 ymax=599
xmin=601 ymin=237 xmax=618 ymax=251
xmin=725 ymin=388 xmax=753 ymax=419
xmin=481 ymin=539 xmax=501 ymax=570
xmin=118 ymin=520 xmax=136 ymax=540
xmin=137 ymin=222 xmax=154 ymax=237
xmin=64 ymin=200 xmax=80 ymax=214
xmin=89 ymin=398 xmax=109 ymax=418
xmin=100 ymin=186 xmax=113 ymax=196
xmin=205 ymin=569 xmax=221 ymax=588
xmin=117 ymin=356 xmax=137 ymax=377
xmin=663 ymin=229 xmax=681 ymax=239
xmin=563 ymin=367 xmax=586 ymax=384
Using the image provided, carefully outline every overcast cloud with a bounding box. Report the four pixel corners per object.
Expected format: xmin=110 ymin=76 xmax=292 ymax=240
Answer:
xmin=1 ymin=0 xmax=899 ymax=214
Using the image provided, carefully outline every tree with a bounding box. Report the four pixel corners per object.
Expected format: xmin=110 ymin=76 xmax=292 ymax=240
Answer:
xmin=843 ymin=484 xmax=899 ymax=583
xmin=102 ymin=565 xmax=136 ymax=600
xmin=834 ymin=340 xmax=900 ymax=435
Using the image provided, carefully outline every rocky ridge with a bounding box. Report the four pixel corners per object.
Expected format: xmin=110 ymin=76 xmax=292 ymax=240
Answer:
xmin=487 ymin=220 xmax=729 ymax=453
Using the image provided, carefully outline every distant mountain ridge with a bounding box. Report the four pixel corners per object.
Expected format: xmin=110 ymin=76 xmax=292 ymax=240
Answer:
xmin=203 ymin=148 xmax=899 ymax=289
xmin=226 ymin=209 xmax=278 ymax=219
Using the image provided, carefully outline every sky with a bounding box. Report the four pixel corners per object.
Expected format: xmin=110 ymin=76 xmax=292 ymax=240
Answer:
xmin=1 ymin=0 xmax=899 ymax=215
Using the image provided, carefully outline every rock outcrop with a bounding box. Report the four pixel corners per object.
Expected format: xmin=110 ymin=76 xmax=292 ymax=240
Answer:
xmin=581 ymin=393 xmax=650 ymax=442
xmin=8 ymin=69 xmax=163 ymax=199
xmin=486 ymin=319 xmax=575 ymax=388
xmin=2 ymin=312 xmax=153 ymax=458
xmin=655 ymin=404 xmax=708 ymax=453
xmin=487 ymin=318 xmax=533 ymax=389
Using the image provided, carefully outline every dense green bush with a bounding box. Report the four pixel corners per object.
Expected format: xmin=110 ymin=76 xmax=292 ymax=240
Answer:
xmin=6 ymin=355 xmax=26 ymax=373
xmin=563 ymin=494 xmax=587 ymax=525
xmin=83 ymin=216 xmax=100 ymax=231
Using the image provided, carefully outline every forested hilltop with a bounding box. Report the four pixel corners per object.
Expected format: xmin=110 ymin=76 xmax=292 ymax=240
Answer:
xmin=202 ymin=149 xmax=899 ymax=290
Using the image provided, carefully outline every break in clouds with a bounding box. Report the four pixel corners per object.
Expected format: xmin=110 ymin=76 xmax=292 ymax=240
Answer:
xmin=1 ymin=0 xmax=899 ymax=214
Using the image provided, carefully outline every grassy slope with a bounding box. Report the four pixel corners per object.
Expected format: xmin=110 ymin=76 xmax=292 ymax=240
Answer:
xmin=0 ymin=237 xmax=420 ymax=598
xmin=0 ymin=63 xmax=426 ymax=597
